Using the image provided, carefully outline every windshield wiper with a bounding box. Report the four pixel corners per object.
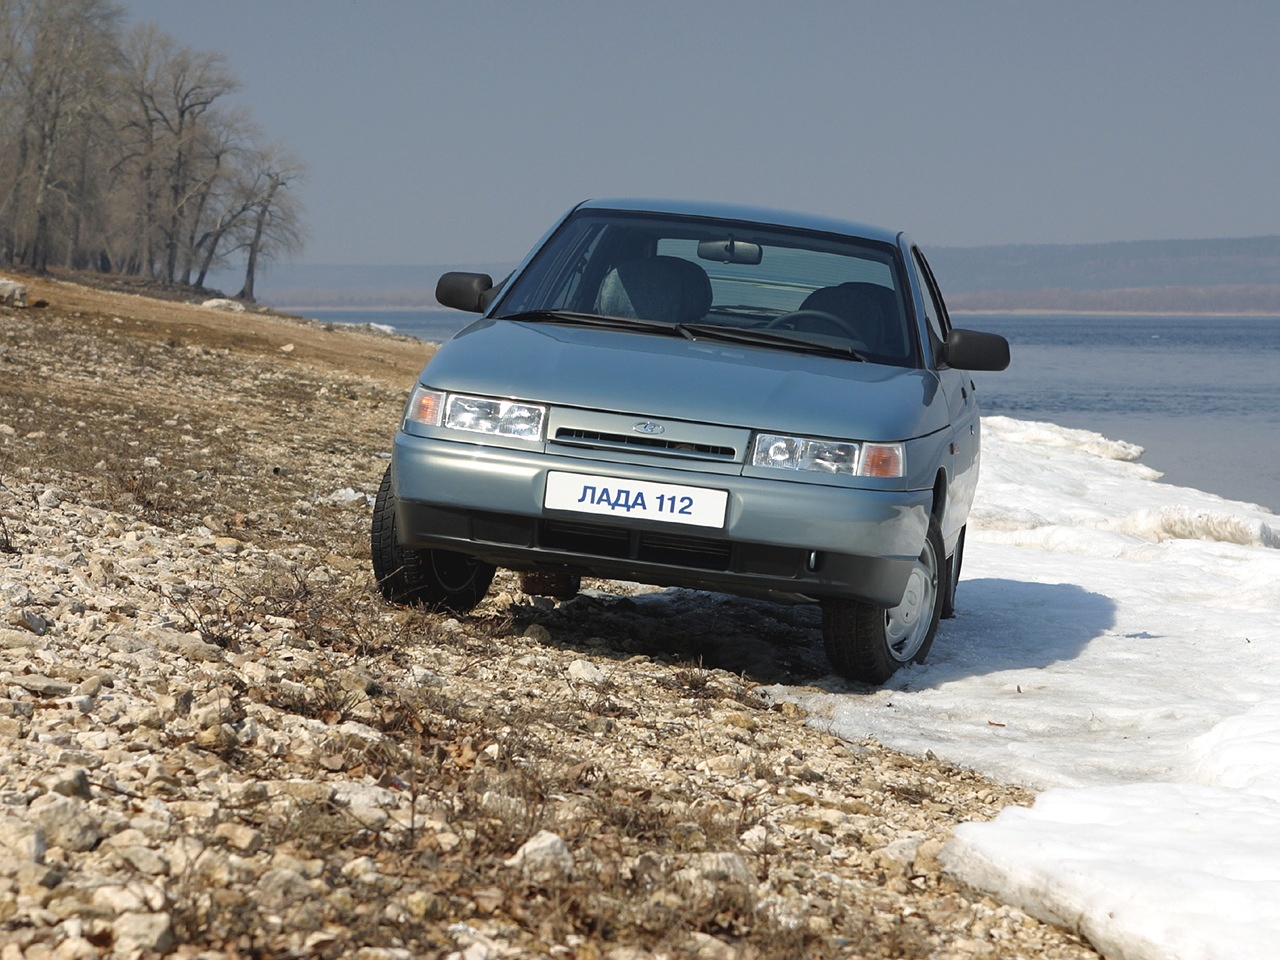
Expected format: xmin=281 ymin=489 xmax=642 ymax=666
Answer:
xmin=707 ymin=304 xmax=777 ymax=322
xmin=679 ymin=323 xmax=866 ymax=361
xmin=498 ymin=310 xmax=691 ymax=337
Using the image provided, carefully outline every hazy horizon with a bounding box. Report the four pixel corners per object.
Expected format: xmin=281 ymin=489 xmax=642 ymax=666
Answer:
xmin=205 ymin=234 xmax=1280 ymax=312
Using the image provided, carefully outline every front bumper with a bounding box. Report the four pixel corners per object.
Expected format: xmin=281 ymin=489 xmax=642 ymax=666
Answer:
xmin=391 ymin=433 xmax=930 ymax=606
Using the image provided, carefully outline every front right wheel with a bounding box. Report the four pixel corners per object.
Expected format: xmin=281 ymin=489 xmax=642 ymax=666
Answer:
xmin=370 ymin=464 xmax=495 ymax=612
xmin=821 ymin=518 xmax=944 ymax=684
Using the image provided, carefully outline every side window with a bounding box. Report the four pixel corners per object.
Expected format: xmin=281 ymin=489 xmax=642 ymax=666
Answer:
xmin=911 ymin=248 xmax=950 ymax=350
xmin=499 ymin=220 xmax=606 ymax=314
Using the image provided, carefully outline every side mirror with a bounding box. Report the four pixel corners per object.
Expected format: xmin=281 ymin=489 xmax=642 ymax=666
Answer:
xmin=436 ymin=272 xmax=493 ymax=313
xmin=478 ymin=274 xmax=509 ymax=311
xmin=944 ymin=328 xmax=1010 ymax=371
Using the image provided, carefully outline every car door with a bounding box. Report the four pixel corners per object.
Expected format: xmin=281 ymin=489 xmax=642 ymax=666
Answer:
xmin=912 ymin=247 xmax=980 ymax=535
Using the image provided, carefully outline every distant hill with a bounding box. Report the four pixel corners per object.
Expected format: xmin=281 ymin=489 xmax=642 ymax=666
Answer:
xmin=224 ymin=237 xmax=1280 ymax=314
xmin=927 ymin=236 xmax=1280 ymax=291
xmin=928 ymin=236 xmax=1280 ymax=312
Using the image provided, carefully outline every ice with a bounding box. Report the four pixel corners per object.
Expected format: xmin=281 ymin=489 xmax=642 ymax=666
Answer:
xmin=768 ymin=416 xmax=1280 ymax=959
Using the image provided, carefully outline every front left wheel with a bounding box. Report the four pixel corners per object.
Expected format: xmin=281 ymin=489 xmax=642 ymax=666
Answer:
xmin=821 ymin=517 xmax=944 ymax=684
xmin=370 ymin=465 xmax=495 ymax=611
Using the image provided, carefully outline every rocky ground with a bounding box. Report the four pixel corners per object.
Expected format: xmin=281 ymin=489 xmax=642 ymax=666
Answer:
xmin=0 ymin=276 xmax=1100 ymax=959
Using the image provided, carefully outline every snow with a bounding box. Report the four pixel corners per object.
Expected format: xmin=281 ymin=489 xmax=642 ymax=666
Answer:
xmin=772 ymin=416 xmax=1280 ymax=960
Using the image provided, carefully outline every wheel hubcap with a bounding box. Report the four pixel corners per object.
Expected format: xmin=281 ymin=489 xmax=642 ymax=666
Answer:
xmin=884 ymin=538 xmax=938 ymax=662
xmin=430 ymin=552 xmax=479 ymax=592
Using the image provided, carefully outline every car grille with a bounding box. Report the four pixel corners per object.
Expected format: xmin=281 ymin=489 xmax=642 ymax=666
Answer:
xmin=552 ymin=427 xmax=737 ymax=460
xmin=436 ymin=508 xmax=807 ymax=579
xmin=545 ymin=410 xmax=750 ymax=464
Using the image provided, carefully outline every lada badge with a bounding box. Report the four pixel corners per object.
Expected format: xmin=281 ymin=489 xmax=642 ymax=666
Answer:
xmin=633 ymin=421 xmax=665 ymax=435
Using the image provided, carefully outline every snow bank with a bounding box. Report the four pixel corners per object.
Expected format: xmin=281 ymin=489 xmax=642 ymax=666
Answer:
xmin=772 ymin=415 xmax=1280 ymax=960
xmin=1186 ymin=702 xmax=1280 ymax=802
xmin=943 ymin=784 xmax=1280 ymax=960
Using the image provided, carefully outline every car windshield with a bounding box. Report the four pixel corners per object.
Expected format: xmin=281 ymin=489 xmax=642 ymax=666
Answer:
xmin=494 ymin=209 xmax=919 ymax=367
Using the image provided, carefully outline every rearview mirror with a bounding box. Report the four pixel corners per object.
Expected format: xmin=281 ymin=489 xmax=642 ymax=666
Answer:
xmin=696 ymin=239 xmax=762 ymax=265
xmin=436 ymin=272 xmax=494 ymax=313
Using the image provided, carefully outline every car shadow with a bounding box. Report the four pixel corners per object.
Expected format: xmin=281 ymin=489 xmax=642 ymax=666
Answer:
xmin=512 ymin=584 xmax=829 ymax=685
xmin=513 ymin=576 xmax=1114 ymax=690
xmin=877 ymin=577 xmax=1117 ymax=691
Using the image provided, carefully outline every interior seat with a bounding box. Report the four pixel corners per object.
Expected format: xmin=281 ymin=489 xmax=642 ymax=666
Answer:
xmin=800 ymin=282 xmax=908 ymax=360
xmin=595 ymin=256 xmax=712 ymax=324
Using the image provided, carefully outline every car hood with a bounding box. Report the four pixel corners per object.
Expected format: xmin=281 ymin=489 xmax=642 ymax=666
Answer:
xmin=419 ymin=320 xmax=947 ymax=442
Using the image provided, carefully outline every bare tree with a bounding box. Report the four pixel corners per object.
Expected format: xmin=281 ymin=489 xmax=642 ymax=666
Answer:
xmin=178 ymin=107 xmax=257 ymax=285
xmin=0 ymin=0 xmax=122 ymax=270
xmin=0 ymin=0 xmax=36 ymax=258
xmin=0 ymin=5 xmax=307 ymax=283
xmin=119 ymin=24 xmax=238 ymax=282
xmin=236 ymin=145 xmax=305 ymax=302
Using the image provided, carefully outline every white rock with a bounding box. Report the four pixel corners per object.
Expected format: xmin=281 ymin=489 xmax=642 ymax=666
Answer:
xmin=503 ymin=830 xmax=574 ymax=879
xmin=92 ymin=879 xmax=166 ymax=913
xmin=213 ymin=822 xmax=263 ymax=853
xmin=0 ymin=279 xmax=26 ymax=307
xmin=567 ymin=659 xmax=607 ymax=684
xmin=115 ymin=845 xmax=170 ymax=876
xmin=341 ymin=855 xmax=380 ymax=883
xmin=676 ymin=851 xmax=755 ymax=887
xmin=44 ymin=767 xmax=91 ymax=799
xmin=673 ymin=852 xmax=757 ymax=910
xmin=112 ymin=911 xmax=175 ymax=954
xmin=258 ymin=866 xmax=314 ymax=907
xmin=145 ymin=626 xmax=225 ymax=663
xmin=201 ymin=298 xmax=245 ymax=312
xmin=0 ymin=815 xmax=46 ymax=863
xmin=27 ymin=794 xmax=102 ymax=852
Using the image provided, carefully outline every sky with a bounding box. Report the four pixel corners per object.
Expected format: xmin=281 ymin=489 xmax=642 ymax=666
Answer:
xmin=118 ymin=1 xmax=1280 ymax=267
xmin=758 ymin=417 xmax=1280 ymax=960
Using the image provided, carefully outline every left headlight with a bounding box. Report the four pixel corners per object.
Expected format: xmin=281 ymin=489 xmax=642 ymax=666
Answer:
xmin=750 ymin=433 xmax=904 ymax=478
xmin=405 ymin=386 xmax=547 ymax=440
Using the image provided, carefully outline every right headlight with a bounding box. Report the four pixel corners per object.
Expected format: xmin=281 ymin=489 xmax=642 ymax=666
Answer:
xmin=405 ymin=386 xmax=547 ymax=440
xmin=750 ymin=433 xmax=904 ymax=478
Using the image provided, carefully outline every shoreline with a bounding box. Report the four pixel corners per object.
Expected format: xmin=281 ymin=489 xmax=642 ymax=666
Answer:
xmin=951 ymin=307 xmax=1280 ymax=318
xmin=272 ymin=302 xmax=1280 ymax=320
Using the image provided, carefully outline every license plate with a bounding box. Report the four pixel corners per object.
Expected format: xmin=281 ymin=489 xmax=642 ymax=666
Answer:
xmin=544 ymin=471 xmax=728 ymax=528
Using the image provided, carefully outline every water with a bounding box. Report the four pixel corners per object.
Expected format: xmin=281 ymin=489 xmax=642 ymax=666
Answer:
xmin=302 ymin=307 xmax=1280 ymax=513
xmin=301 ymin=308 xmax=469 ymax=344
xmin=962 ymin=313 xmax=1280 ymax=512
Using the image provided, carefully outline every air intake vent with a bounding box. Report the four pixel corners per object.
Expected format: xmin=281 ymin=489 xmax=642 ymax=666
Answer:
xmin=553 ymin=428 xmax=736 ymax=460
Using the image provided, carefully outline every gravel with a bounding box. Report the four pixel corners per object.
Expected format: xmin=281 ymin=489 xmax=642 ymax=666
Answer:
xmin=0 ymin=276 xmax=1100 ymax=958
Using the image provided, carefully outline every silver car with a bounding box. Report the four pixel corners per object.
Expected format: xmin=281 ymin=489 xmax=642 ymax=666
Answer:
xmin=372 ymin=199 xmax=1008 ymax=683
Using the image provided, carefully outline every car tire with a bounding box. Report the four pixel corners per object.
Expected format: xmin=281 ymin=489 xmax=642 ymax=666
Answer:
xmin=821 ymin=517 xmax=944 ymax=684
xmin=519 ymin=570 xmax=582 ymax=600
xmin=370 ymin=464 xmax=495 ymax=611
xmin=941 ymin=524 xmax=966 ymax=620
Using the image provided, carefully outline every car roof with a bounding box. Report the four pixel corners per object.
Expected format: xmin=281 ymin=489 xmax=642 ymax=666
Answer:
xmin=574 ymin=197 xmax=904 ymax=247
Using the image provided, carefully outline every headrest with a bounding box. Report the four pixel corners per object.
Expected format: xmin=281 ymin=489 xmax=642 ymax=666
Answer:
xmin=596 ymin=256 xmax=712 ymax=323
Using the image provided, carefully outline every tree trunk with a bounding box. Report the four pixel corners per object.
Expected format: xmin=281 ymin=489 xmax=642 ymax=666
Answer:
xmin=237 ymin=178 xmax=278 ymax=302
